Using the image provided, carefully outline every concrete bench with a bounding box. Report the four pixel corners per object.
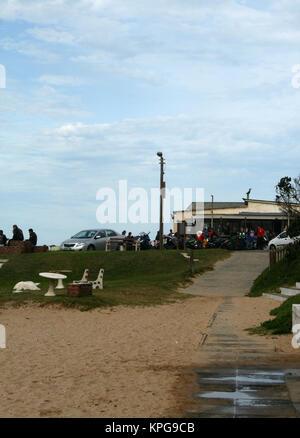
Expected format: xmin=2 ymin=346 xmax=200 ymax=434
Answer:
xmin=74 ymin=268 xmax=104 ymax=290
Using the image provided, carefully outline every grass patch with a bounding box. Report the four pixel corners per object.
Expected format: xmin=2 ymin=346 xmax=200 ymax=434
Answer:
xmin=0 ymin=249 xmax=230 ymax=310
xmin=246 ymin=326 xmax=271 ymax=336
xmin=248 ymin=253 xmax=300 ymax=297
xmin=248 ymin=295 xmax=300 ymax=335
xmin=248 ymin=246 xmax=300 ymax=334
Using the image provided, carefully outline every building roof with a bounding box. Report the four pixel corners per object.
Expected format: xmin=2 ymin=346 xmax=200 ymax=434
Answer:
xmin=186 ymin=201 xmax=246 ymax=211
xmin=174 ymin=198 xmax=299 ymax=215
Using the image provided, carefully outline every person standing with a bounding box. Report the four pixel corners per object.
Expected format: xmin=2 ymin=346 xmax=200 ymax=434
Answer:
xmin=239 ymin=228 xmax=246 ymax=250
xmin=209 ymin=228 xmax=215 ymax=239
xmin=28 ymin=228 xmax=37 ymax=246
xmin=197 ymin=230 xmax=205 ymax=249
xmin=247 ymin=230 xmax=255 ymax=250
xmin=257 ymin=225 xmax=265 ymax=250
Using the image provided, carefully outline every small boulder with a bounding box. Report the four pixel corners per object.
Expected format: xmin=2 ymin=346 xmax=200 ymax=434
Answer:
xmin=13 ymin=281 xmax=41 ymax=293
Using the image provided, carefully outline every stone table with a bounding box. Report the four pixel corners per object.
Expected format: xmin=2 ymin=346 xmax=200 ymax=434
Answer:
xmin=39 ymin=272 xmax=67 ymax=297
xmin=50 ymin=270 xmax=72 ymax=289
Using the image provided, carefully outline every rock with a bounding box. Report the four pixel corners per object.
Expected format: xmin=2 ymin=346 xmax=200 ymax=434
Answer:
xmin=13 ymin=281 xmax=41 ymax=293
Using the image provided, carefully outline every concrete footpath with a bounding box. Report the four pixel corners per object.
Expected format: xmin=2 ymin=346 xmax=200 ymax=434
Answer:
xmin=180 ymin=251 xmax=300 ymax=418
xmin=180 ymin=250 xmax=269 ymax=297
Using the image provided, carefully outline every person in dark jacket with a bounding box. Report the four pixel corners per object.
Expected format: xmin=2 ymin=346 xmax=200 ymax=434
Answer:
xmin=0 ymin=230 xmax=7 ymax=245
xmin=12 ymin=225 xmax=24 ymax=241
xmin=28 ymin=228 xmax=37 ymax=246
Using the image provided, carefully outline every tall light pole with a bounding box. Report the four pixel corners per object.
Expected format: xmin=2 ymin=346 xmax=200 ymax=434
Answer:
xmin=211 ymin=194 xmax=214 ymax=229
xmin=288 ymin=193 xmax=290 ymax=228
xmin=157 ymin=152 xmax=165 ymax=250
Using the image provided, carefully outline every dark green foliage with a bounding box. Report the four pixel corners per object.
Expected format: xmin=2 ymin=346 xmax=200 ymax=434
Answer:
xmin=288 ymin=220 xmax=300 ymax=239
xmin=286 ymin=240 xmax=300 ymax=261
xmin=275 ymin=175 xmax=300 ymax=238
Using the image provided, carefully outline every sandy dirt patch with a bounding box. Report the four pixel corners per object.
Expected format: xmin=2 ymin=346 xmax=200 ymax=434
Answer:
xmin=0 ymin=295 xmax=297 ymax=418
xmin=230 ymin=296 xmax=297 ymax=355
xmin=0 ymin=298 xmax=221 ymax=418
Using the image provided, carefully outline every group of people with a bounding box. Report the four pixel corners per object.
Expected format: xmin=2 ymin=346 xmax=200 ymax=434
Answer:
xmin=0 ymin=225 xmax=37 ymax=247
xmin=194 ymin=225 xmax=272 ymax=250
xmin=121 ymin=230 xmax=135 ymax=241
xmin=234 ymin=226 xmax=266 ymax=250
xmin=233 ymin=226 xmax=276 ymax=250
xmin=121 ymin=230 xmax=137 ymax=250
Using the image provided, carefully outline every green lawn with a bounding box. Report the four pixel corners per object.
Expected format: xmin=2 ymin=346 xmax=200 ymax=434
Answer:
xmin=248 ymin=254 xmax=300 ymax=297
xmin=248 ymin=246 xmax=300 ymax=334
xmin=0 ymin=249 xmax=230 ymax=310
xmin=248 ymin=295 xmax=300 ymax=335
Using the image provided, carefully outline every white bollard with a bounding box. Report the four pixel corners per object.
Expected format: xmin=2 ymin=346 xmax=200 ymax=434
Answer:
xmin=0 ymin=325 xmax=6 ymax=349
xmin=292 ymin=304 xmax=300 ymax=331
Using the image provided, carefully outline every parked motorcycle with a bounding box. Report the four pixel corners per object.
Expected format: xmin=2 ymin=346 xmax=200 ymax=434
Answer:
xmin=164 ymin=235 xmax=178 ymax=249
xmin=186 ymin=237 xmax=201 ymax=249
xmin=153 ymin=234 xmax=179 ymax=249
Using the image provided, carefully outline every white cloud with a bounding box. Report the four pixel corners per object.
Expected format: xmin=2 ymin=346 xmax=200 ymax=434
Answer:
xmin=0 ymin=85 xmax=89 ymax=124
xmin=1 ymin=0 xmax=300 ymax=243
xmin=0 ymin=37 xmax=60 ymax=62
xmin=27 ymin=27 xmax=76 ymax=45
xmin=38 ymin=75 xmax=85 ymax=86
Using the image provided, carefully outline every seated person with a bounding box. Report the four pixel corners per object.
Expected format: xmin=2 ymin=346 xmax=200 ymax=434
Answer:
xmin=125 ymin=232 xmax=134 ymax=250
xmin=28 ymin=228 xmax=37 ymax=246
xmin=0 ymin=230 xmax=7 ymax=245
xmin=10 ymin=225 xmax=24 ymax=243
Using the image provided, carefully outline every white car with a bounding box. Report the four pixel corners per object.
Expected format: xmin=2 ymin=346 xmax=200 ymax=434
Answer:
xmin=268 ymin=231 xmax=298 ymax=250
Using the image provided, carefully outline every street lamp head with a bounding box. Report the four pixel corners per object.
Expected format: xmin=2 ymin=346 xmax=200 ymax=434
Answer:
xmin=157 ymin=152 xmax=163 ymax=157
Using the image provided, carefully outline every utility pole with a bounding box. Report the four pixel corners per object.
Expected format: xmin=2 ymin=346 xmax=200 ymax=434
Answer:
xmin=288 ymin=193 xmax=290 ymax=228
xmin=157 ymin=152 xmax=165 ymax=250
xmin=211 ymin=194 xmax=214 ymax=229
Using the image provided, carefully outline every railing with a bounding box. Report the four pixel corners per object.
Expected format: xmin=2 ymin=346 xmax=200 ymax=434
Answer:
xmin=269 ymin=247 xmax=288 ymax=268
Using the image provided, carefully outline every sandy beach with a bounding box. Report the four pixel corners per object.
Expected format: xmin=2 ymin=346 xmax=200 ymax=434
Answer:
xmin=0 ymin=295 xmax=294 ymax=418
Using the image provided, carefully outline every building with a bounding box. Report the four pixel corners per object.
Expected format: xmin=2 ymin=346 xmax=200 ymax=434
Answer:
xmin=173 ymin=196 xmax=299 ymax=236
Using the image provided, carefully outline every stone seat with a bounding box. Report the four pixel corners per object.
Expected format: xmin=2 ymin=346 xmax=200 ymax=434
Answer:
xmin=0 ymin=241 xmax=48 ymax=255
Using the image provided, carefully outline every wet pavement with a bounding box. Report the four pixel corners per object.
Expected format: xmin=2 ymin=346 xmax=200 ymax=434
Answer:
xmin=180 ymin=251 xmax=300 ymax=417
xmin=188 ymin=365 xmax=299 ymax=418
xmin=188 ymin=298 xmax=297 ymax=417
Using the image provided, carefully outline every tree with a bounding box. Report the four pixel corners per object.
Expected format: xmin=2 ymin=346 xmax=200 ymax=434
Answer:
xmin=275 ymin=175 xmax=300 ymax=237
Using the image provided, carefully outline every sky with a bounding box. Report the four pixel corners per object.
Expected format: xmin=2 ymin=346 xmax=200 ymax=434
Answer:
xmin=1 ymin=0 xmax=300 ymax=245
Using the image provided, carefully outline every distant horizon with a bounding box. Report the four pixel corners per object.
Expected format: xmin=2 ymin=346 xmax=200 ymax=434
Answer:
xmin=1 ymin=188 xmax=283 ymax=247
